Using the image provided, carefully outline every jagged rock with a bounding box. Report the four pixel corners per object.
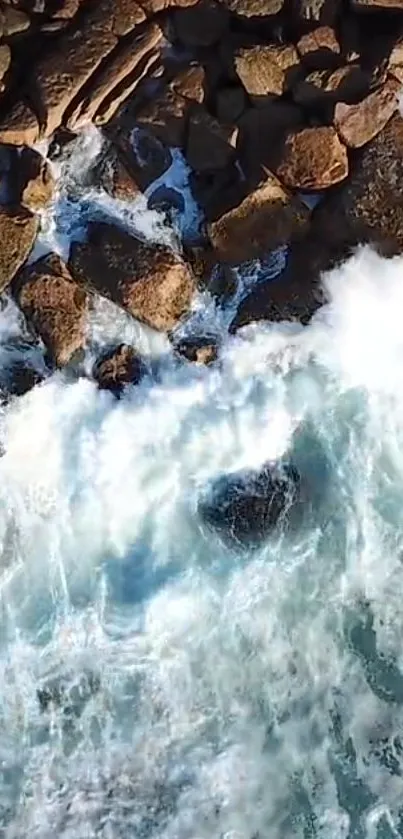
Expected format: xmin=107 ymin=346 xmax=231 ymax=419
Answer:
xmin=293 ymin=64 xmax=370 ymax=110
xmin=69 ymin=222 xmax=196 ymax=332
xmin=88 ymin=145 xmax=141 ymax=200
xmin=0 ymin=359 xmax=43 ymax=400
xmin=67 ymin=24 xmax=163 ymax=130
xmin=352 ymin=0 xmax=403 ymax=9
xmin=217 ymin=0 xmax=284 ymax=17
xmin=186 ymin=107 xmax=235 ymax=172
xmin=0 ymin=207 xmax=38 ymax=293
xmin=208 ymin=171 xmax=309 ymax=264
xmin=107 ymin=0 xmax=146 ymax=35
xmin=0 ymin=44 xmax=10 ymax=90
xmin=237 ymin=100 xmax=304 ymax=179
xmin=108 ymin=125 xmax=172 ymax=191
xmin=296 ymin=26 xmax=341 ymax=70
xmin=199 ymin=462 xmax=303 ymax=548
xmin=170 ymin=65 xmax=206 ymax=104
xmin=172 ymin=0 xmax=228 ymax=46
xmin=190 ymin=161 xmax=248 ymax=222
xmin=215 ymin=85 xmax=247 ymax=123
xmin=388 ymin=37 xmax=403 ymax=82
xmin=93 ymin=343 xmax=144 ymax=395
xmin=17 ymin=147 xmax=54 ymax=211
xmin=235 ymin=45 xmax=301 ymax=98
xmin=174 ymin=336 xmax=218 ymax=364
xmin=275 ymin=126 xmax=348 ymax=190
xmin=3 ymin=6 xmax=30 ymax=35
xmin=139 ymin=0 xmax=199 ymax=11
xmin=0 ymin=99 xmax=39 ymax=145
xmin=334 ymin=77 xmax=399 ymax=148
xmin=136 ymin=87 xmax=190 ymax=148
xmin=293 ymin=0 xmax=341 ymax=24
xmin=15 ymin=254 xmax=88 ymax=367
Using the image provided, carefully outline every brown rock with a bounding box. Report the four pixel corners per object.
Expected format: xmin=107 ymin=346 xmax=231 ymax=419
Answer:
xmin=352 ymin=0 xmax=403 ymax=9
xmin=208 ymin=171 xmax=310 ymax=264
xmin=293 ymin=64 xmax=370 ymax=110
xmin=108 ymin=123 xmax=172 ymax=191
xmin=110 ymin=0 xmax=146 ymax=36
xmin=388 ymin=37 xmax=403 ymax=82
xmin=334 ymin=77 xmax=399 ymax=148
xmin=95 ymin=148 xmax=141 ymax=201
xmin=0 ymin=207 xmax=38 ymax=293
xmin=96 ymin=55 xmax=164 ymax=126
xmin=138 ymin=0 xmax=199 ymax=11
xmin=190 ymin=161 xmax=248 ymax=222
xmin=15 ymin=254 xmax=88 ymax=366
xmin=136 ymin=87 xmax=190 ymax=148
xmin=172 ymin=0 xmax=228 ymax=46
xmin=236 ymin=101 xmax=304 ymax=179
xmin=170 ymin=65 xmax=206 ymax=104
xmin=0 ymin=44 xmax=11 ymax=88
xmin=67 ymin=24 xmax=163 ymax=131
xmin=69 ymin=222 xmax=196 ymax=332
xmin=293 ymin=0 xmax=341 ymax=24
xmin=3 ymin=6 xmax=30 ymax=35
xmin=235 ymin=45 xmax=301 ymax=98
xmin=217 ymin=0 xmax=284 ymax=16
xmin=93 ymin=343 xmax=144 ymax=395
xmin=175 ymin=337 xmax=218 ymax=364
xmin=297 ymin=26 xmax=341 ymax=70
xmin=0 ymin=99 xmax=39 ymax=145
xmin=18 ymin=147 xmax=54 ymax=212
xmin=51 ymin=0 xmax=83 ymax=19
xmin=275 ymin=126 xmax=348 ymax=190
xmin=186 ymin=107 xmax=235 ymax=172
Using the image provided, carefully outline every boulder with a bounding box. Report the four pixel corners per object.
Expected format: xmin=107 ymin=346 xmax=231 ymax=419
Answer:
xmin=190 ymin=162 xmax=248 ymax=221
xmin=275 ymin=126 xmax=348 ymax=190
xmin=0 ymin=45 xmax=11 ymax=90
xmin=186 ymin=107 xmax=235 ymax=172
xmin=235 ymin=44 xmax=301 ymax=98
xmin=135 ymin=87 xmax=190 ymax=149
xmin=88 ymin=146 xmax=141 ymax=201
xmin=15 ymin=254 xmax=88 ymax=367
xmin=108 ymin=125 xmax=172 ymax=191
xmin=293 ymin=64 xmax=370 ymax=111
xmin=296 ymin=26 xmax=341 ymax=70
xmin=352 ymin=0 xmax=403 ymax=9
xmin=93 ymin=343 xmax=144 ymax=395
xmin=69 ymin=222 xmax=196 ymax=332
xmin=215 ymin=85 xmax=247 ymax=123
xmin=174 ymin=336 xmax=218 ymax=364
xmin=0 ymin=359 xmax=43 ymax=400
xmin=17 ymin=147 xmax=54 ymax=211
xmin=237 ymin=100 xmax=304 ymax=179
xmin=334 ymin=77 xmax=399 ymax=148
xmin=3 ymin=6 xmax=30 ymax=35
xmin=170 ymin=65 xmax=206 ymax=104
xmin=0 ymin=207 xmax=38 ymax=293
xmin=292 ymin=0 xmax=341 ymax=24
xmin=217 ymin=0 xmax=284 ymax=17
xmin=0 ymin=99 xmax=39 ymax=145
xmin=208 ymin=171 xmax=310 ymax=264
xmin=138 ymin=0 xmax=199 ymax=11
xmin=199 ymin=462 xmax=303 ymax=549
xmin=172 ymin=0 xmax=228 ymax=46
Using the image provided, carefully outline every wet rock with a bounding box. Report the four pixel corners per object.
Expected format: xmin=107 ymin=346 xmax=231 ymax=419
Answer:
xmin=334 ymin=77 xmax=399 ymax=148
xmin=136 ymin=87 xmax=190 ymax=149
xmin=15 ymin=254 xmax=88 ymax=367
xmin=17 ymin=147 xmax=54 ymax=211
xmin=69 ymin=222 xmax=196 ymax=332
xmin=217 ymin=0 xmax=284 ymax=17
xmin=174 ymin=336 xmax=218 ymax=364
xmin=172 ymin=0 xmax=228 ymax=46
xmin=186 ymin=107 xmax=235 ymax=172
xmin=208 ymin=171 xmax=309 ymax=264
xmin=296 ymin=26 xmax=341 ymax=70
xmin=93 ymin=343 xmax=144 ymax=395
xmin=109 ymin=125 xmax=172 ymax=192
xmin=0 ymin=99 xmax=39 ymax=145
xmin=215 ymin=84 xmax=247 ymax=123
xmin=235 ymin=44 xmax=301 ymax=98
xmin=275 ymin=126 xmax=348 ymax=190
xmin=190 ymin=161 xmax=247 ymax=221
xmin=67 ymin=23 xmax=163 ymax=131
xmin=0 ymin=359 xmax=43 ymax=399
xmin=89 ymin=145 xmax=141 ymax=201
xmin=148 ymin=185 xmax=185 ymax=214
xmin=293 ymin=0 xmax=341 ymax=24
xmin=199 ymin=462 xmax=303 ymax=548
xmin=0 ymin=207 xmax=38 ymax=293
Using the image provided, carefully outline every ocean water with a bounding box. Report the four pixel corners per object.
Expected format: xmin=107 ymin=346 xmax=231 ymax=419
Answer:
xmin=1 ymin=131 xmax=403 ymax=839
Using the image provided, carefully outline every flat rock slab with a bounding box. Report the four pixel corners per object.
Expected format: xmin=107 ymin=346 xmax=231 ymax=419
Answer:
xmin=0 ymin=207 xmax=38 ymax=294
xmin=235 ymin=45 xmax=301 ymax=98
xmin=208 ymin=171 xmax=310 ymax=264
xmin=275 ymin=126 xmax=348 ymax=190
xmin=15 ymin=254 xmax=88 ymax=367
xmin=69 ymin=222 xmax=196 ymax=332
xmin=334 ymin=77 xmax=399 ymax=148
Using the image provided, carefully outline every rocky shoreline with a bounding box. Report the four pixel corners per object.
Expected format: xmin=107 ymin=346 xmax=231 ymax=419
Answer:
xmin=0 ymin=0 xmax=402 ymax=394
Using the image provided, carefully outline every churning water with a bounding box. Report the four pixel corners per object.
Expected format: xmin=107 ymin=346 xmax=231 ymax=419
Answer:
xmin=1 ymin=130 xmax=403 ymax=838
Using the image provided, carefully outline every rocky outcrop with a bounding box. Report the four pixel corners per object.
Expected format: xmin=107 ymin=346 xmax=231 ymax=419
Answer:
xmin=334 ymin=77 xmax=399 ymax=148
xmin=0 ymin=207 xmax=38 ymax=293
xmin=69 ymin=222 xmax=196 ymax=332
xmin=93 ymin=343 xmax=145 ymax=395
xmin=199 ymin=462 xmax=303 ymax=548
xmin=208 ymin=171 xmax=310 ymax=264
xmin=15 ymin=254 xmax=88 ymax=367
xmin=275 ymin=126 xmax=348 ymax=190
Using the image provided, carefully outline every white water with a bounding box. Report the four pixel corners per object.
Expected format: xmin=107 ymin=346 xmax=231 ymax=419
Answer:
xmin=1 ymin=132 xmax=403 ymax=839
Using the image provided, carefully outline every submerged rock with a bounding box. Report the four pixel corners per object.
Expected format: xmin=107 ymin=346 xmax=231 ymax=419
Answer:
xmin=174 ymin=336 xmax=218 ymax=365
xmin=93 ymin=343 xmax=145 ymax=396
xmin=199 ymin=462 xmax=303 ymax=548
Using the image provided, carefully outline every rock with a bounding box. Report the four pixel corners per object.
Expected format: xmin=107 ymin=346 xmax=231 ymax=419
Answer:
xmin=199 ymin=462 xmax=303 ymax=548
xmin=208 ymin=171 xmax=310 ymax=264
xmin=293 ymin=64 xmax=370 ymax=110
xmin=0 ymin=207 xmax=38 ymax=293
xmin=108 ymin=123 xmax=172 ymax=191
xmin=136 ymin=87 xmax=190 ymax=148
xmin=215 ymin=85 xmax=247 ymax=123
xmin=293 ymin=0 xmax=341 ymax=24
xmin=17 ymin=147 xmax=54 ymax=211
xmin=51 ymin=0 xmax=83 ymax=19
xmin=190 ymin=161 xmax=248 ymax=221
xmin=3 ymin=6 xmax=30 ymax=35
xmin=235 ymin=44 xmax=301 ymax=98
xmin=237 ymin=100 xmax=304 ymax=179
xmin=138 ymin=0 xmax=199 ymax=11
xmin=352 ymin=0 xmax=403 ymax=9
xmin=15 ymin=254 xmax=88 ymax=367
xmin=89 ymin=145 xmax=141 ymax=201
xmin=296 ymin=26 xmax=341 ymax=70
xmin=108 ymin=0 xmax=146 ymax=36
xmin=148 ymin=185 xmax=185 ymax=215
xmin=0 ymin=99 xmax=39 ymax=145
xmin=67 ymin=23 xmax=163 ymax=130
xmin=0 ymin=359 xmax=42 ymax=399
xmin=388 ymin=37 xmax=403 ymax=82
xmin=170 ymin=65 xmax=206 ymax=104
xmin=334 ymin=77 xmax=399 ymax=148
xmin=172 ymin=0 xmax=228 ymax=46
xmin=186 ymin=107 xmax=235 ymax=172
xmin=217 ymin=0 xmax=284 ymax=17
xmin=94 ymin=50 xmax=163 ymax=128
xmin=69 ymin=222 xmax=196 ymax=332
xmin=93 ymin=343 xmax=144 ymax=395
xmin=275 ymin=126 xmax=348 ymax=190
xmin=174 ymin=336 xmax=218 ymax=364
xmin=0 ymin=45 xmax=11 ymax=88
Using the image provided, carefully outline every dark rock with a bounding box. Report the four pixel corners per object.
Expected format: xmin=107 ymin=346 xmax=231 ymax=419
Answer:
xmin=174 ymin=336 xmax=218 ymax=364
xmin=170 ymin=65 xmax=206 ymax=104
xmin=215 ymin=85 xmax=247 ymax=123
xmin=89 ymin=145 xmax=141 ymax=201
xmin=199 ymin=462 xmax=303 ymax=548
xmin=93 ymin=343 xmax=144 ymax=395
xmin=237 ymin=100 xmax=304 ymax=180
xmin=0 ymin=100 xmax=39 ymax=145
xmin=148 ymin=185 xmax=185 ymax=214
xmin=15 ymin=254 xmax=88 ymax=367
xmin=296 ymin=26 xmax=341 ymax=70
xmin=275 ymin=126 xmax=348 ymax=190
xmin=235 ymin=44 xmax=301 ymax=98
xmin=208 ymin=170 xmax=310 ymax=264
xmin=136 ymin=86 xmax=191 ymax=149
xmin=334 ymin=77 xmax=399 ymax=148
xmin=293 ymin=64 xmax=371 ymax=111
xmin=190 ymin=161 xmax=248 ymax=222
xmin=292 ymin=0 xmax=341 ymax=25
xmin=0 ymin=207 xmax=38 ymax=294
xmin=172 ymin=0 xmax=228 ymax=46
xmin=111 ymin=126 xmax=172 ymax=192
xmin=186 ymin=107 xmax=235 ymax=172
xmin=0 ymin=358 xmax=43 ymax=400
xmin=217 ymin=0 xmax=284 ymax=17
xmin=69 ymin=222 xmax=196 ymax=332
xmin=17 ymin=147 xmax=55 ymax=211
